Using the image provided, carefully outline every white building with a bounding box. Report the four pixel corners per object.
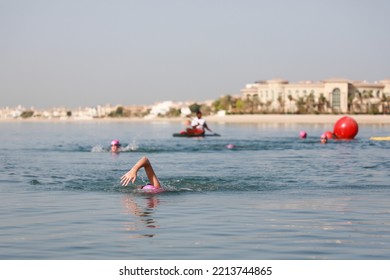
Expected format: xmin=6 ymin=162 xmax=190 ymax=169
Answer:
xmin=241 ymin=78 xmax=390 ymax=113
xmin=146 ymin=101 xmax=174 ymax=118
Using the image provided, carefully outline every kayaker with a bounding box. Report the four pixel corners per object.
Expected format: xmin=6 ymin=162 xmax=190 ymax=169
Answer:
xmin=187 ymin=110 xmax=212 ymax=135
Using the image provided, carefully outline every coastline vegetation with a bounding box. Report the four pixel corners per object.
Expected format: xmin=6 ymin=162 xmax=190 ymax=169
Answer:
xmin=11 ymin=91 xmax=390 ymax=120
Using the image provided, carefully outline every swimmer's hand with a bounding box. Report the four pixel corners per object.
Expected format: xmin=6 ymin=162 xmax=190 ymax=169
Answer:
xmin=120 ymin=169 xmax=137 ymax=186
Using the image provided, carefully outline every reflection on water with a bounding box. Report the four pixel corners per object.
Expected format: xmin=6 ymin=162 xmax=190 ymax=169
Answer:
xmin=121 ymin=194 xmax=160 ymax=238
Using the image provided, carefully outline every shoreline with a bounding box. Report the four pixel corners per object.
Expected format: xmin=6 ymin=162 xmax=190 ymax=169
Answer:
xmin=1 ymin=114 xmax=390 ymax=125
xmin=206 ymin=114 xmax=390 ymax=125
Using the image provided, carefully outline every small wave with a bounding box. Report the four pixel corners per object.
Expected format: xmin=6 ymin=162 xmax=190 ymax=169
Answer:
xmin=91 ymin=141 xmax=139 ymax=153
xmin=121 ymin=142 xmax=139 ymax=152
xmin=29 ymin=179 xmax=42 ymax=185
xmin=91 ymin=145 xmax=106 ymax=153
xmin=27 ymin=170 xmax=390 ymax=195
xmin=12 ymin=136 xmax=372 ymax=154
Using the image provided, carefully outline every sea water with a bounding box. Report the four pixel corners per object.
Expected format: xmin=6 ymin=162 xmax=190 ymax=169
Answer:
xmin=0 ymin=120 xmax=389 ymax=259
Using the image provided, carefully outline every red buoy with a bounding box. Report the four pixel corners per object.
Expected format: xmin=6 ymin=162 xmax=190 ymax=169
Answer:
xmin=333 ymin=116 xmax=359 ymax=139
xmin=324 ymin=131 xmax=334 ymax=139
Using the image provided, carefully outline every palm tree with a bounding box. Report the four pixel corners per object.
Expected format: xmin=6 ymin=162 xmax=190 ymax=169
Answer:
xmin=296 ymin=97 xmax=306 ymax=114
xmin=352 ymin=90 xmax=364 ymax=113
xmin=252 ymin=94 xmax=260 ymax=113
xmin=317 ymin=94 xmax=327 ymax=113
xmin=277 ymin=96 xmax=285 ymax=113
xmin=287 ymin=94 xmax=295 ymax=113
xmin=381 ymin=95 xmax=390 ymax=114
xmin=306 ymin=93 xmax=316 ymax=113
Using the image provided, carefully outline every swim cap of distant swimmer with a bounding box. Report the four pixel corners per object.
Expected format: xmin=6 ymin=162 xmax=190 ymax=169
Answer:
xmin=299 ymin=131 xmax=307 ymax=138
xmin=111 ymin=140 xmax=120 ymax=146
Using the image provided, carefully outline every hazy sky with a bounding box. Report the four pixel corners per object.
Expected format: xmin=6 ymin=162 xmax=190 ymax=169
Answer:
xmin=1 ymin=0 xmax=389 ymax=108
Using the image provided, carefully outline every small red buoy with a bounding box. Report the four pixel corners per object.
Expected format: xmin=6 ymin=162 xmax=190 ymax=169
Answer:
xmin=324 ymin=131 xmax=334 ymax=139
xmin=333 ymin=116 xmax=359 ymax=139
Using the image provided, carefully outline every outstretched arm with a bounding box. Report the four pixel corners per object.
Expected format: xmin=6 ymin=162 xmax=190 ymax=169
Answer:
xmin=204 ymin=122 xmax=212 ymax=132
xmin=120 ymin=156 xmax=161 ymax=188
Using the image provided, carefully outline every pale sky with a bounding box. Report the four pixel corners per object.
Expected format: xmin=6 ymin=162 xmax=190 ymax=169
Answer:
xmin=1 ymin=0 xmax=389 ymax=108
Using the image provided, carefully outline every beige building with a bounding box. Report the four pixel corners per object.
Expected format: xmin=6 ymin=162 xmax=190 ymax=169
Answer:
xmin=241 ymin=78 xmax=390 ymax=114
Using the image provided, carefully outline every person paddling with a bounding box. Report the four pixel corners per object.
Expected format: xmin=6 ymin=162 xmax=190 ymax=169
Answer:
xmin=186 ymin=110 xmax=212 ymax=135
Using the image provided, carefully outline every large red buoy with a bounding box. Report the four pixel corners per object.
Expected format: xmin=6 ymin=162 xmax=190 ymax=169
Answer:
xmin=333 ymin=116 xmax=359 ymax=139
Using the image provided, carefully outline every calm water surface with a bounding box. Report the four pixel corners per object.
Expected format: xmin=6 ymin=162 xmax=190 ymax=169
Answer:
xmin=0 ymin=121 xmax=389 ymax=259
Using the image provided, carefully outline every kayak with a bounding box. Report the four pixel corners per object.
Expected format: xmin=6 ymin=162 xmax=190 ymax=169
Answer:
xmin=173 ymin=132 xmax=221 ymax=137
xmin=370 ymin=136 xmax=390 ymax=141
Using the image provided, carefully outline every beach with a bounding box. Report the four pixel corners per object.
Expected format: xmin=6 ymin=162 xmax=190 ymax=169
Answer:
xmin=2 ymin=114 xmax=390 ymax=125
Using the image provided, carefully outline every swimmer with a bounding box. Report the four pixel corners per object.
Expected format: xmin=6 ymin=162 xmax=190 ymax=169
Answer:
xmin=120 ymin=156 xmax=161 ymax=189
xmin=320 ymin=134 xmax=328 ymax=144
xmin=110 ymin=139 xmax=121 ymax=153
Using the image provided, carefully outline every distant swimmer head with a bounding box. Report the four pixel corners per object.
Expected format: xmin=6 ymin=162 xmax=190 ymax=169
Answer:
xmin=299 ymin=131 xmax=307 ymax=139
xmin=111 ymin=139 xmax=120 ymax=146
xmin=111 ymin=139 xmax=121 ymax=152
xmin=320 ymin=134 xmax=328 ymax=144
xmin=226 ymin=144 xmax=235 ymax=149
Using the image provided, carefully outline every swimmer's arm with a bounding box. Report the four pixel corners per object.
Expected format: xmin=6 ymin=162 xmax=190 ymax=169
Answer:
xmin=120 ymin=156 xmax=161 ymax=187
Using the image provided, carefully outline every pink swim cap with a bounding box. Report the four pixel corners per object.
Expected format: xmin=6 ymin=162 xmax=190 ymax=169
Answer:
xmin=299 ymin=131 xmax=307 ymax=138
xmin=111 ymin=139 xmax=120 ymax=146
xmin=142 ymin=184 xmax=163 ymax=193
xmin=320 ymin=134 xmax=327 ymax=139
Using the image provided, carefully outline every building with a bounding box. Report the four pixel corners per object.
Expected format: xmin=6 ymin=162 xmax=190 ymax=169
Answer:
xmin=241 ymin=78 xmax=390 ymax=114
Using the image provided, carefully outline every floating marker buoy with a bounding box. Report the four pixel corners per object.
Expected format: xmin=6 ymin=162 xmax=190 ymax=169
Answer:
xmin=325 ymin=131 xmax=334 ymax=139
xmin=333 ymin=116 xmax=359 ymax=139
